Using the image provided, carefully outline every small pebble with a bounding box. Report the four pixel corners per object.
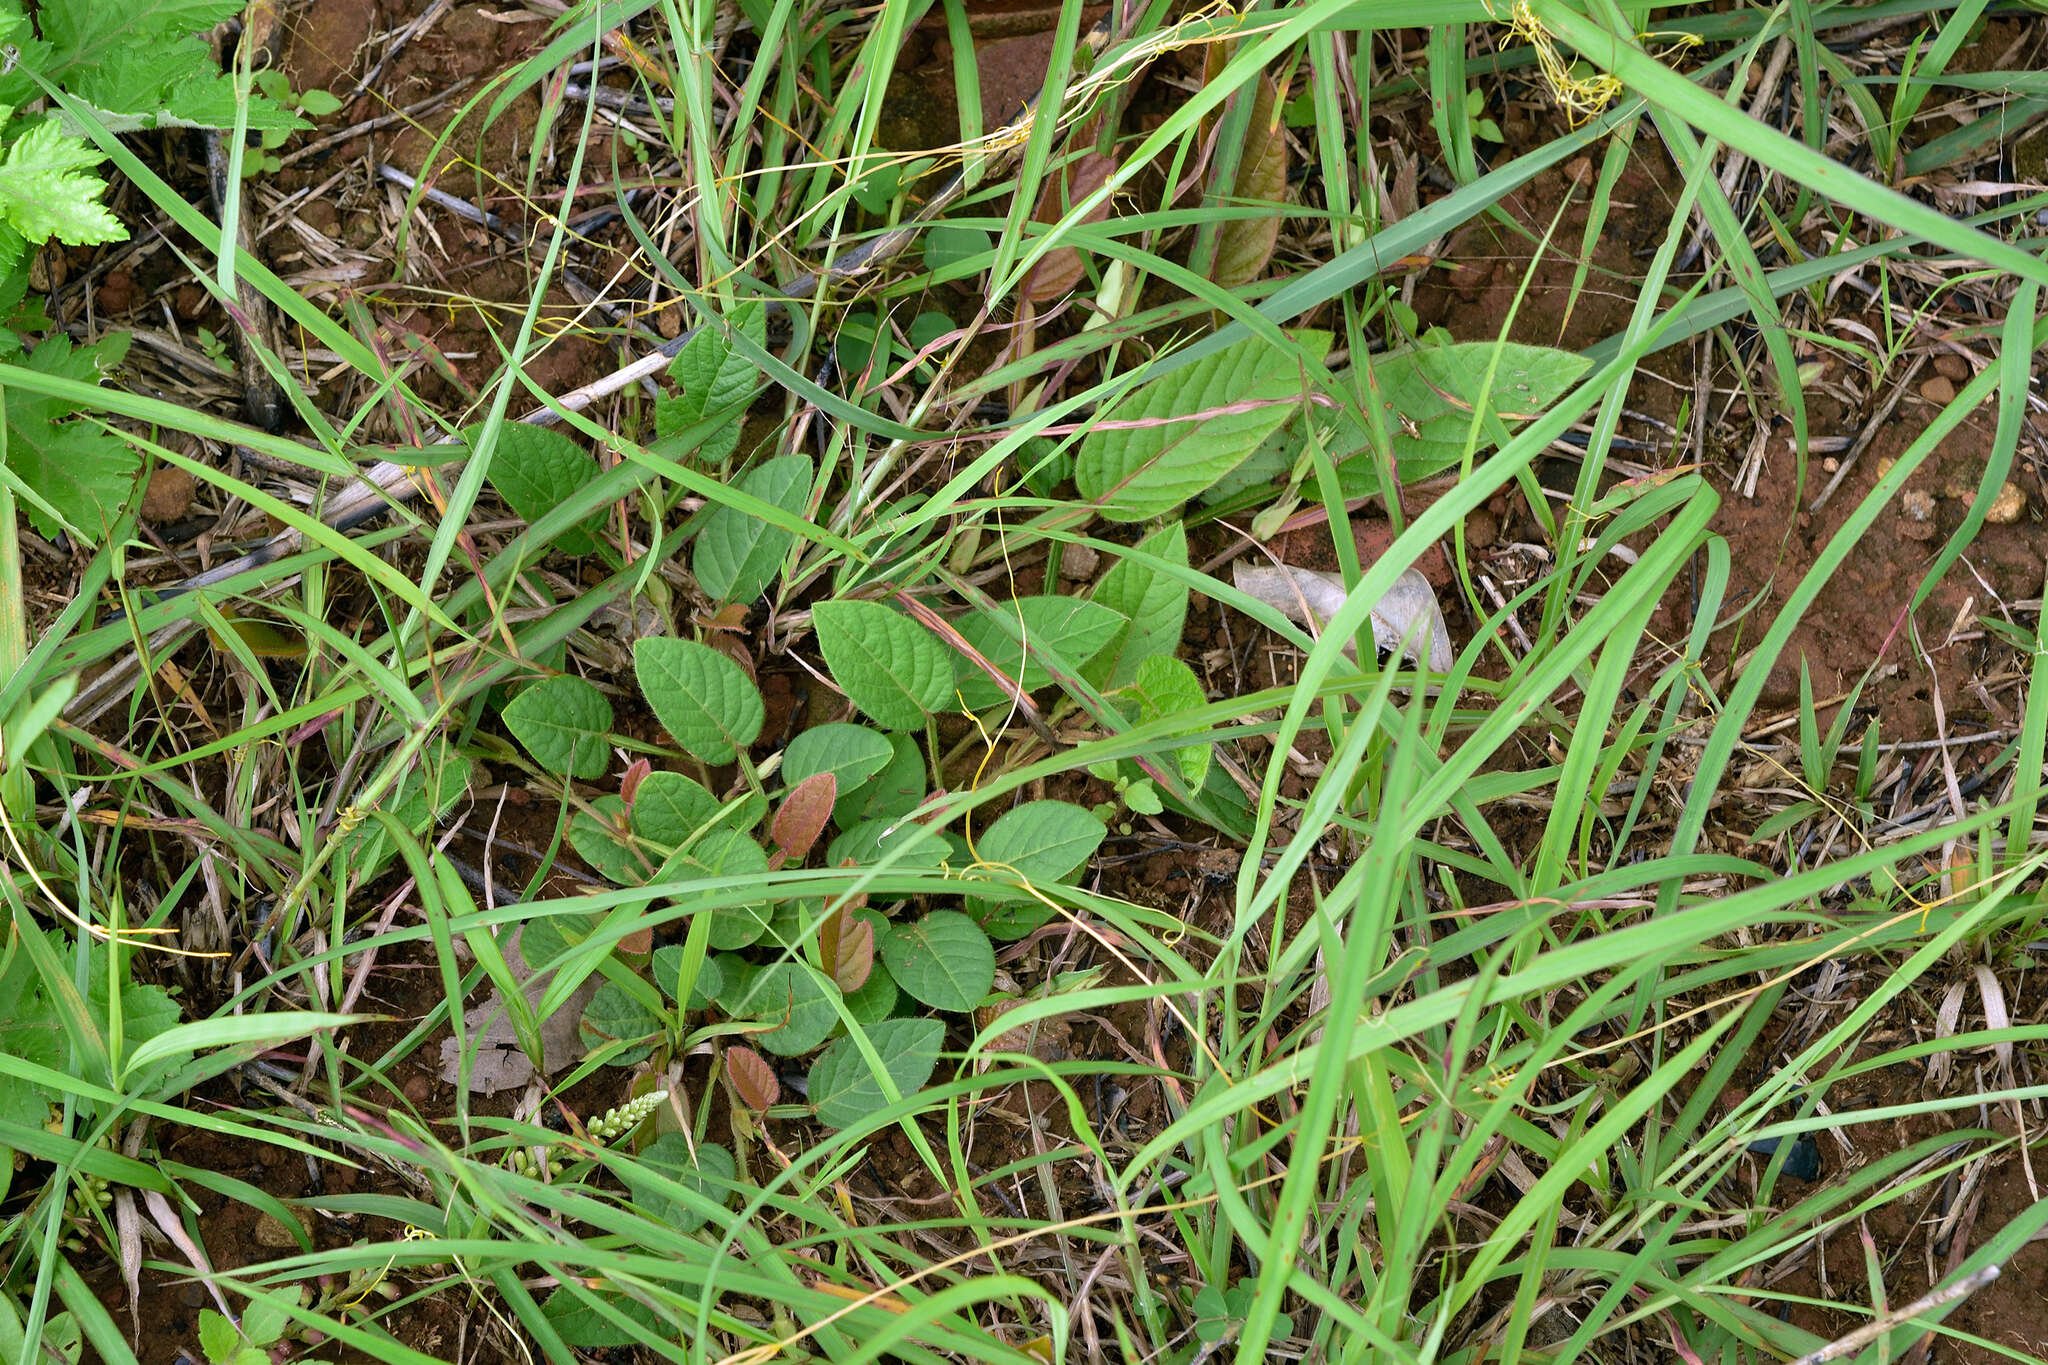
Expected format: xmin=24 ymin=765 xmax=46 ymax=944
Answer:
xmin=174 ymin=284 xmax=208 ymax=320
xmin=1933 ymin=353 xmax=1970 ymax=383
xmin=1058 ymin=542 xmax=1100 ymax=581
xmin=1465 ymin=507 xmax=1499 ymax=549
xmin=1902 ymin=489 xmax=1936 ymax=522
xmin=1986 ymin=481 xmax=2026 ymax=524
xmin=253 ymin=1213 xmax=302 ymax=1249
xmin=1919 ymin=375 xmax=1957 ymax=405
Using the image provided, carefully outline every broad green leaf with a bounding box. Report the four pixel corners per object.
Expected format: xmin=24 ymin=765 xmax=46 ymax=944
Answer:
xmin=633 ymin=638 xmax=764 ymax=764
xmin=952 ymin=596 xmax=1127 ymax=710
xmin=812 ymin=600 xmax=952 ymax=730
xmin=1123 ymin=655 xmax=1212 ymax=789
xmin=630 ymin=1135 xmax=737 ymax=1233
xmin=197 ymin=1311 xmax=240 ymax=1365
xmin=826 ymin=816 xmax=952 ymax=871
xmin=577 ymin=981 xmax=660 ymax=1065
xmin=542 ymin=1286 xmax=668 ymax=1348
xmin=730 ymin=962 xmax=840 ymax=1056
xmin=481 ymin=424 xmax=602 ymax=554
xmin=844 ymin=964 xmax=898 ymax=1027
xmin=835 ymin=732 xmax=927 ymax=829
xmin=1337 ymin=341 xmax=1592 ymax=497
xmin=782 ymin=723 xmax=894 ymax=799
xmin=663 ymin=828 xmax=773 ymax=949
xmin=973 ymin=800 xmax=1104 ymax=882
xmin=694 ymin=454 xmax=811 ymax=603
xmin=1086 ymin=523 xmax=1189 ymax=688
xmin=569 ymin=795 xmax=646 ymax=885
xmin=880 ymin=911 xmax=993 ymax=1012
xmin=970 ymin=799 xmax=1106 ymax=937
xmin=924 ymin=224 xmax=992 ymax=271
xmin=631 ymin=771 xmax=720 ymax=846
xmin=503 ymin=676 xmax=613 ymax=780
xmin=652 ymin=945 xmax=724 ymax=1009
xmin=1075 ymin=331 xmax=1331 ymax=521
xmin=808 ymin=1018 xmax=945 ymax=1129
xmin=657 ymin=301 xmax=766 ymax=466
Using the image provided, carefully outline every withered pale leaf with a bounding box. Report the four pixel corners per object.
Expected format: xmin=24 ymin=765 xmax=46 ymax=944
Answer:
xmin=1232 ymin=562 xmax=1453 ymax=671
xmin=1022 ymin=153 xmax=1117 ymax=303
xmin=1213 ymin=75 xmax=1287 ymax=288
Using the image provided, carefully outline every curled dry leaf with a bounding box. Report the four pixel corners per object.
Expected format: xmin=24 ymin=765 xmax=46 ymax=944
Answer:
xmin=772 ymin=771 xmax=837 ymax=862
xmin=819 ymin=905 xmax=875 ymax=992
xmin=437 ymin=926 xmax=599 ymax=1094
xmin=1212 ymin=74 xmax=1287 ymax=288
xmin=1022 ymin=152 xmax=1117 ymax=303
xmin=727 ymin=1045 xmax=780 ymax=1110
xmin=1233 ymin=562 xmax=1453 ymax=671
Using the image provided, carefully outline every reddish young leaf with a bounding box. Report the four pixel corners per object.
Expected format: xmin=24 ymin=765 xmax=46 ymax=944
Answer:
xmin=772 ymin=771 xmax=837 ymax=861
xmin=1022 ymin=153 xmax=1117 ymax=303
xmin=619 ymin=757 xmax=653 ymax=809
xmin=727 ymin=1046 xmax=780 ymax=1110
xmin=819 ymin=906 xmax=875 ymax=992
xmin=1213 ymin=74 xmax=1288 ymax=287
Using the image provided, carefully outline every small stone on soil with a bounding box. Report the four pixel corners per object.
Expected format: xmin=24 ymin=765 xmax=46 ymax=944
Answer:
xmin=1919 ymin=375 xmax=1957 ymax=405
xmin=1058 ymin=542 xmax=1100 ymax=581
xmin=1465 ymin=508 xmax=1499 ymax=549
xmin=1902 ymin=489 xmax=1936 ymax=522
xmin=253 ymin=1212 xmax=303 ymax=1248
xmin=1933 ymin=352 xmax=1970 ymax=383
xmin=1986 ymin=481 xmax=2026 ymax=524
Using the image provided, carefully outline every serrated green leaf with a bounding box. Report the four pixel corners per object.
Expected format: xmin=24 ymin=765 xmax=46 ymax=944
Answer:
xmin=729 ymin=962 xmax=840 ymax=1056
xmin=0 ymin=118 xmax=122 ymax=243
xmin=1075 ymin=331 xmax=1331 ymax=521
xmin=1124 ymin=655 xmax=1211 ymax=789
xmin=482 ymin=425 xmax=601 ymax=554
xmin=630 ymin=770 xmax=720 ymax=846
xmin=695 ymin=454 xmax=810 ymax=603
xmin=633 ymin=638 xmax=763 ymax=764
xmin=197 ymin=1310 xmax=240 ymax=1365
xmin=658 ymin=301 xmax=766 ymax=466
xmin=952 ymin=596 xmax=1127 ymax=710
xmin=880 ymin=911 xmax=993 ymax=1011
xmin=808 ymin=1018 xmax=944 ymax=1129
xmin=503 ymin=676 xmax=613 ymax=780
xmin=812 ymin=600 xmax=952 ymax=730
xmin=631 ymin=1135 xmax=737 ymax=1234
xmin=3 ymin=334 xmax=137 ymax=543
xmin=577 ymin=981 xmax=661 ymax=1065
xmin=1086 ymin=523 xmax=1189 ymax=688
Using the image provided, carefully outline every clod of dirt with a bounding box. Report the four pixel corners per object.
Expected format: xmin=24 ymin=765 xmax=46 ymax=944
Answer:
xmin=1986 ymin=481 xmax=2026 ymax=524
xmin=1232 ymin=562 xmax=1454 ymax=670
xmin=97 ymin=270 xmax=134 ymax=313
xmin=1465 ymin=508 xmax=1500 ymax=549
xmin=1919 ymin=375 xmax=1958 ymax=405
xmin=1058 ymin=542 xmax=1100 ymax=581
xmin=141 ymin=467 xmax=196 ymax=523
